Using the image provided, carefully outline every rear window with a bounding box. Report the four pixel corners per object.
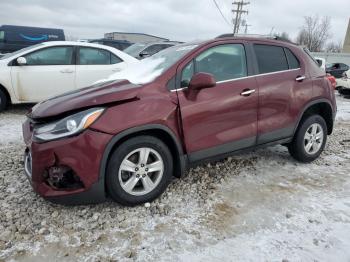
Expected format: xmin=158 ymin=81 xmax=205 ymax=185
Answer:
xmin=254 ymin=44 xmax=288 ymax=74
xmin=284 ymin=48 xmax=300 ymax=69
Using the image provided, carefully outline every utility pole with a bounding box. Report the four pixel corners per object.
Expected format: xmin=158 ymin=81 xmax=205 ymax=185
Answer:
xmin=232 ymin=0 xmax=250 ymax=35
xmin=241 ymin=19 xmax=251 ymax=34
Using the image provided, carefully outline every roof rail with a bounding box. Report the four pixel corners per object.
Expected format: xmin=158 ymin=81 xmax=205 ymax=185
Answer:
xmin=215 ymin=33 xmax=298 ymax=45
xmin=216 ymin=33 xmax=270 ymax=39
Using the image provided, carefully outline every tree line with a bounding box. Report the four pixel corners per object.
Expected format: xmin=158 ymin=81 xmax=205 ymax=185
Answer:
xmin=275 ymin=15 xmax=343 ymax=53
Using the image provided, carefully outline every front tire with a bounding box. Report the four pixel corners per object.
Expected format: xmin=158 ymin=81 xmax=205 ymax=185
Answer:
xmin=0 ymin=89 xmax=8 ymax=112
xmin=106 ymin=136 xmax=173 ymax=206
xmin=288 ymin=115 xmax=327 ymax=162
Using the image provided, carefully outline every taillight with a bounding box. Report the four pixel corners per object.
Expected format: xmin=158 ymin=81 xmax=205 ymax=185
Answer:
xmin=326 ymin=74 xmax=336 ymax=89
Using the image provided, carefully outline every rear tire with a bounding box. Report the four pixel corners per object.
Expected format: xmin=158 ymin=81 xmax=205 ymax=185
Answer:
xmin=0 ymin=89 xmax=8 ymax=112
xmin=288 ymin=115 xmax=327 ymax=163
xmin=106 ymin=136 xmax=173 ymax=206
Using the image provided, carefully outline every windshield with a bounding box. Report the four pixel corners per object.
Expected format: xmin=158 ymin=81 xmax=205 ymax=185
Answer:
xmin=96 ymin=43 xmax=199 ymax=85
xmin=0 ymin=43 xmax=44 ymax=60
xmin=123 ymin=43 xmax=147 ymax=57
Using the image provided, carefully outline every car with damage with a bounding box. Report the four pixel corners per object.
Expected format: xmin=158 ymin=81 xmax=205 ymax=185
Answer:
xmin=22 ymin=36 xmax=337 ymax=206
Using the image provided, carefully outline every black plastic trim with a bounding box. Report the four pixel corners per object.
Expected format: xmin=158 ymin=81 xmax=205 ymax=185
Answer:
xmin=293 ymin=98 xmax=335 ymax=136
xmin=44 ymin=181 xmax=106 ymax=205
xmin=188 ymin=136 xmax=256 ymax=162
xmin=188 ymin=136 xmax=292 ymax=167
xmin=257 ymin=125 xmax=294 ymax=145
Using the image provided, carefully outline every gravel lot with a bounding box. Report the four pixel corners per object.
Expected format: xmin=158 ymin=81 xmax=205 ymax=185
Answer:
xmin=0 ymin=96 xmax=350 ymax=262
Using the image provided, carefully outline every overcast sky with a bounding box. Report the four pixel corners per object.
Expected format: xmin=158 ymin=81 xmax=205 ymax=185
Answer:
xmin=0 ymin=0 xmax=349 ymax=43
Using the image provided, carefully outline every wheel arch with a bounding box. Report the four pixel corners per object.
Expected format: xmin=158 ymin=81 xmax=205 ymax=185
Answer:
xmin=0 ymin=83 xmax=11 ymax=106
xmin=99 ymin=124 xmax=187 ymax=191
xmin=294 ymin=99 xmax=335 ymax=136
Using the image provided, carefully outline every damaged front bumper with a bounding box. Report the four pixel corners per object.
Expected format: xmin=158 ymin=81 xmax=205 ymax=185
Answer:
xmin=23 ymin=118 xmax=113 ymax=205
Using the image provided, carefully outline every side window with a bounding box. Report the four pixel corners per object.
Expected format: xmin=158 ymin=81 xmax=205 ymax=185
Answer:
xmin=25 ymin=46 xmax=73 ymax=65
xmin=143 ymin=44 xmax=164 ymax=55
xmin=284 ymin=48 xmax=300 ymax=69
xmin=79 ymin=47 xmax=110 ymax=65
xmin=254 ymin=44 xmax=288 ymax=74
xmin=194 ymin=44 xmax=247 ymax=82
xmin=340 ymin=63 xmax=349 ymax=70
xmin=161 ymin=44 xmax=173 ymax=50
xmin=180 ymin=61 xmax=194 ymax=87
xmin=111 ymin=54 xmax=122 ymax=64
xmin=0 ymin=31 xmax=4 ymax=42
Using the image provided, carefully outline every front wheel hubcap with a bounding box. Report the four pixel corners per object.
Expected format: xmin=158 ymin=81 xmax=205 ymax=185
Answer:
xmin=304 ymin=123 xmax=324 ymax=155
xmin=118 ymin=147 xmax=164 ymax=196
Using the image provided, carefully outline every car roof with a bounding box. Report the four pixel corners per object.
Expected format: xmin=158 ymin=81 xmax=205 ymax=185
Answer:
xmin=132 ymin=41 xmax=182 ymax=46
xmin=201 ymin=36 xmax=300 ymax=48
xmin=41 ymin=41 xmax=117 ymax=48
xmin=2 ymin=41 xmax=139 ymax=63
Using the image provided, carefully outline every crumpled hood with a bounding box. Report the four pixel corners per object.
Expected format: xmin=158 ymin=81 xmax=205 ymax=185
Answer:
xmin=28 ymin=80 xmax=141 ymax=119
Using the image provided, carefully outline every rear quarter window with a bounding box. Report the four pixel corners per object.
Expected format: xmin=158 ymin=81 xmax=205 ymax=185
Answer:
xmin=284 ymin=48 xmax=300 ymax=69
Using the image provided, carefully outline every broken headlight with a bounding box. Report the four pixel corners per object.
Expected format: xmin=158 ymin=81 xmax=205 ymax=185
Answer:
xmin=34 ymin=108 xmax=104 ymax=142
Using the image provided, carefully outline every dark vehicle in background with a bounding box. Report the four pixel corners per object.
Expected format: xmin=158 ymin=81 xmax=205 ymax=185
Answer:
xmin=23 ymin=36 xmax=336 ymax=206
xmin=0 ymin=25 xmax=65 ymax=54
xmin=89 ymin=39 xmax=132 ymax=51
xmin=326 ymin=62 xmax=349 ymax=78
xmin=124 ymin=41 xmax=181 ymax=59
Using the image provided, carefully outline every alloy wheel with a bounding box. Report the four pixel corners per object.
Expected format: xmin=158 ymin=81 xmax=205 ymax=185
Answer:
xmin=118 ymin=147 xmax=164 ymax=196
xmin=303 ymin=123 xmax=324 ymax=155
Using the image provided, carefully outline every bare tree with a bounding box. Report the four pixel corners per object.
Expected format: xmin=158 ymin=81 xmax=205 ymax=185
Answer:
xmin=296 ymin=15 xmax=332 ymax=52
xmin=325 ymin=40 xmax=343 ymax=53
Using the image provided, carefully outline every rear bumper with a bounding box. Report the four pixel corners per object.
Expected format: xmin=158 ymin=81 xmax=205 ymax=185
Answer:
xmin=23 ymin=118 xmax=113 ymax=205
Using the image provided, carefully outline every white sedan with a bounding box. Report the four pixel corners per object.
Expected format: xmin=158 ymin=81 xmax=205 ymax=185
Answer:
xmin=336 ymin=69 xmax=350 ymax=96
xmin=0 ymin=41 xmax=139 ymax=111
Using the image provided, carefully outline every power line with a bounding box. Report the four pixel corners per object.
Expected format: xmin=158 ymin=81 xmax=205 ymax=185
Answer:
xmin=232 ymin=0 xmax=250 ymax=35
xmin=212 ymin=0 xmax=232 ymax=28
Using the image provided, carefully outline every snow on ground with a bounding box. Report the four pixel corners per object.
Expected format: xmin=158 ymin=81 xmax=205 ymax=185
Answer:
xmin=336 ymin=95 xmax=350 ymax=121
xmin=0 ymin=96 xmax=349 ymax=261
xmin=179 ymin=147 xmax=350 ymax=262
xmin=0 ymin=104 xmax=29 ymax=145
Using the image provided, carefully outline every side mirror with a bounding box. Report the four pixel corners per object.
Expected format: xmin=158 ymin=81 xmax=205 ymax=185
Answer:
xmin=188 ymin=72 xmax=216 ymax=91
xmin=317 ymin=60 xmax=322 ymax=67
xmin=139 ymin=51 xmax=150 ymax=58
xmin=17 ymin=57 xmax=27 ymax=66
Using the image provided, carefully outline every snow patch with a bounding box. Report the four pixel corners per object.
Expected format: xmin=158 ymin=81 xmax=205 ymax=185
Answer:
xmin=0 ymin=111 xmax=25 ymax=145
xmin=336 ymin=95 xmax=350 ymax=121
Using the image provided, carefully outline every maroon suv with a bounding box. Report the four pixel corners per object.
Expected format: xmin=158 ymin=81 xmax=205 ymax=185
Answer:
xmin=22 ymin=36 xmax=336 ymax=206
